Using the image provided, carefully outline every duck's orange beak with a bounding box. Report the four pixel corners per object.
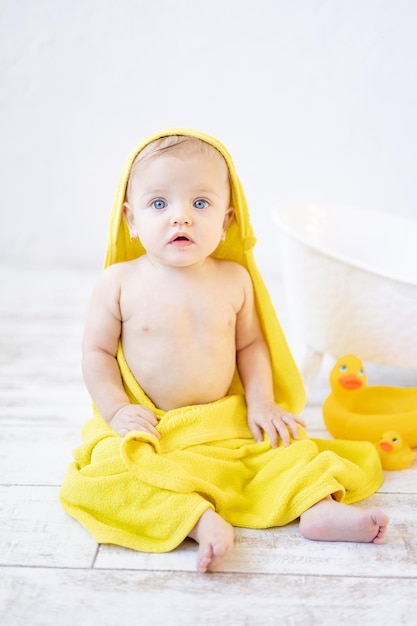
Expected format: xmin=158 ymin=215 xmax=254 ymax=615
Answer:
xmin=338 ymin=374 xmax=364 ymax=390
xmin=380 ymin=441 xmax=393 ymax=452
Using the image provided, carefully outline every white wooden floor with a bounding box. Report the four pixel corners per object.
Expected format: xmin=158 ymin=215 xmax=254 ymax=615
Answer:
xmin=1 ymin=265 xmax=417 ymax=626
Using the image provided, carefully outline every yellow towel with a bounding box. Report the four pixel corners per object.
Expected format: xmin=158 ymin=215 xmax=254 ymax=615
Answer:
xmin=103 ymin=127 xmax=305 ymax=412
xmin=60 ymin=128 xmax=384 ymax=552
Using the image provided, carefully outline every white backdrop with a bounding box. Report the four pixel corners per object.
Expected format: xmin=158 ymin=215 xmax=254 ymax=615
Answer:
xmin=1 ymin=0 xmax=416 ymax=269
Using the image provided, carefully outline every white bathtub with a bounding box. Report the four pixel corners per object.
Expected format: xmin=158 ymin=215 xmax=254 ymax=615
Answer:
xmin=272 ymin=205 xmax=417 ymax=384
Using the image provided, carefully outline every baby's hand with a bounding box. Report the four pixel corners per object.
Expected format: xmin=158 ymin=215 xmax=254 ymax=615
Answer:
xmin=247 ymin=402 xmax=307 ymax=448
xmin=110 ymin=404 xmax=160 ymax=438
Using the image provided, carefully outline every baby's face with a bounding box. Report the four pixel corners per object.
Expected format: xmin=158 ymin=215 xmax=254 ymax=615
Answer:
xmin=124 ymin=149 xmax=234 ymax=268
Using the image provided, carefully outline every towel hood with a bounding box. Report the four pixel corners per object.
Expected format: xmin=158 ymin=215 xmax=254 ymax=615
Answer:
xmin=103 ymin=127 xmax=305 ymax=413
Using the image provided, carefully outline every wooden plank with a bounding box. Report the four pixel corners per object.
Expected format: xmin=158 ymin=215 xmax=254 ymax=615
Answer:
xmin=0 ymin=486 xmax=97 ymax=568
xmin=1 ymin=566 xmax=416 ymax=626
xmin=0 ymin=269 xmax=91 ymax=426
xmin=0 ymin=381 xmax=89 ymax=426
xmin=95 ymin=494 xmax=417 ymax=578
xmin=380 ymin=464 xmax=417 ymax=493
xmin=0 ymin=425 xmax=81 ymax=485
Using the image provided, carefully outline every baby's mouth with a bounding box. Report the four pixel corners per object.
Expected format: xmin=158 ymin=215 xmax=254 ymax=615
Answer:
xmin=169 ymin=233 xmax=194 ymax=246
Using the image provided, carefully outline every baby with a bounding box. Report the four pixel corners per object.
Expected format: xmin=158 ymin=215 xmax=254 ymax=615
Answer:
xmin=80 ymin=133 xmax=389 ymax=572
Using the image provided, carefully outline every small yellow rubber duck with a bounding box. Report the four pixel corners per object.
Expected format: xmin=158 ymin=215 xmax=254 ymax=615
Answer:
xmin=375 ymin=430 xmax=416 ymax=471
xmin=323 ymin=354 xmax=417 ymax=446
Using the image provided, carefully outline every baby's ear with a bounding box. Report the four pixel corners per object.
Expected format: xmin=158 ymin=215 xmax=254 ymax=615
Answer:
xmin=123 ymin=201 xmax=133 ymax=224
xmin=123 ymin=202 xmax=137 ymax=237
xmin=223 ymin=206 xmax=235 ymax=231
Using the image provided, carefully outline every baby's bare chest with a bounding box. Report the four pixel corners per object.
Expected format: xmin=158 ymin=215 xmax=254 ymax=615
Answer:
xmin=121 ymin=282 xmax=241 ymax=341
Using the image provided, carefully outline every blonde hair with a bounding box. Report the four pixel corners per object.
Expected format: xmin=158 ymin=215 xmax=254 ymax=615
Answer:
xmin=126 ymin=135 xmax=231 ymax=203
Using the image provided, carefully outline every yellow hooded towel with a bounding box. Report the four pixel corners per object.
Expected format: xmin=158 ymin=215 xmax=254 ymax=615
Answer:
xmin=60 ymin=128 xmax=384 ymax=552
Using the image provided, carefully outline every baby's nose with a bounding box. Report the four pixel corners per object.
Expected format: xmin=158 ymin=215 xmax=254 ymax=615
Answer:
xmin=171 ymin=205 xmax=193 ymax=225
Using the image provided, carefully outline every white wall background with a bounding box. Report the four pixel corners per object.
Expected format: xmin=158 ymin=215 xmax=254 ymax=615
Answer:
xmin=1 ymin=0 xmax=416 ymax=270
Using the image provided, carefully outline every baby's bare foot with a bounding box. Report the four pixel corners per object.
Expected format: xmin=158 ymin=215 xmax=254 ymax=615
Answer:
xmin=188 ymin=509 xmax=234 ymax=572
xmin=299 ymin=497 xmax=389 ymax=544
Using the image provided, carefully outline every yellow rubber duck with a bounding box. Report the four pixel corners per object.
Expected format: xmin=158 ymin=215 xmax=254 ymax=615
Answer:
xmin=375 ymin=430 xmax=415 ymax=471
xmin=323 ymin=354 xmax=417 ymax=447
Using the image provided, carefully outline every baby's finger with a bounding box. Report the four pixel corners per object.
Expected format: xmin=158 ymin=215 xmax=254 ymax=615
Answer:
xmin=295 ymin=414 xmax=307 ymax=428
xmin=139 ymin=421 xmax=160 ymax=438
xmin=135 ymin=406 xmax=158 ymax=426
xmin=280 ymin=414 xmax=302 ymax=440
xmin=260 ymin=421 xmax=279 ymax=448
xmin=249 ymin=421 xmax=264 ymax=444
xmin=272 ymin=419 xmax=291 ymax=447
xmin=127 ymin=418 xmax=160 ymax=438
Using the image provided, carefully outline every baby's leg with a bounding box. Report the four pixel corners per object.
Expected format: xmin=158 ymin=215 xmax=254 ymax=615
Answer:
xmin=299 ymin=496 xmax=389 ymax=544
xmin=188 ymin=508 xmax=234 ymax=573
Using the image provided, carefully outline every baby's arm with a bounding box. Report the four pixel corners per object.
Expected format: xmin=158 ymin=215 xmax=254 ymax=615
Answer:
xmin=235 ymin=268 xmax=306 ymax=447
xmin=82 ymin=266 xmax=159 ymax=438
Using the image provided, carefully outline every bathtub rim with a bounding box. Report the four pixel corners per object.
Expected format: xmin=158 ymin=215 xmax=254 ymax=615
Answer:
xmin=272 ymin=204 xmax=417 ymax=288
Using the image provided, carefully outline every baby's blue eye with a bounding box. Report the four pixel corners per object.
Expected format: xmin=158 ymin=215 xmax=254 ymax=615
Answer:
xmin=339 ymin=365 xmax=347 ymax=372
xmin=151 ymin=199 xmax=167 ymax=210
xmin=193 ymin=199 xmax=208 ymax=209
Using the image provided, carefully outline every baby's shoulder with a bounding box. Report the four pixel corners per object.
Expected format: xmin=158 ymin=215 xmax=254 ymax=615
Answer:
xmin=103 ymin=258 xmax=140 ymax=279
xmin=95 ymin=259 xmax=139 ymax=293
xmin=215 ymin=259 xmax=251 ymax=282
